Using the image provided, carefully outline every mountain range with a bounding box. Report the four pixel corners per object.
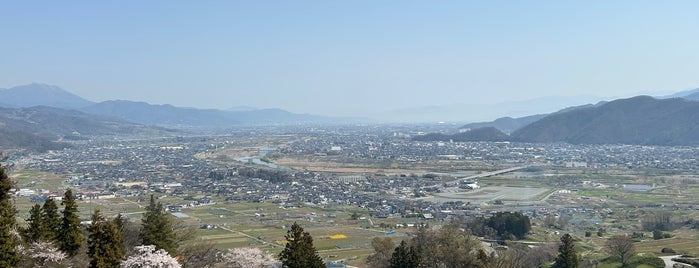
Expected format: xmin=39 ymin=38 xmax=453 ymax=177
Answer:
xmin=375 ymin=95 xmax=606 ymax=123
xmin=0 ymin=83 xmax=94 ymax=108
xmin=0 ymin=84 xmax=345 ymax=128
xmin=0 ymin=83 xmax=343 ymax=150
xmin=5 ymin=83 xmax=699 ymax=149
xmin=0 ymin=106 xmax=175 ymax=151
xmin=417 ymin=95 xmax=699 ymax=146
xmin=511 ymin=96 xmax=699 ymax=145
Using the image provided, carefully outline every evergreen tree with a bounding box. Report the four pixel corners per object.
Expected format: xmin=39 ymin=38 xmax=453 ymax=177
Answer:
xmin=552 ymin=233 xmax=579 ymax=268
xmin=24 ymin=203 xmax=44 ymax=242
xmin=0 ymin=165 xmax=21 ymax=267
xmin=88 ymin=209 xmax=122 ymax=268
xmin=278 ymin=222 xmax=325 ymax=268
xmin=41 ymin=198 xmax=61 ymax=241
xmin=388 ymin=240 xmax=419 ymax=268
xmin=112 ymin=213 xmax=127 ymax=253
xmin=58 ymin=188 xmax=84 ymax=257
xmin=140 ymin=195 xmax=177 ymax=254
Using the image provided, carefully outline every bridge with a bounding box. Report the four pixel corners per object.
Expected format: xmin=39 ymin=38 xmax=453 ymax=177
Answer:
xmin=444 ymin=165 xmax=532 ymax=186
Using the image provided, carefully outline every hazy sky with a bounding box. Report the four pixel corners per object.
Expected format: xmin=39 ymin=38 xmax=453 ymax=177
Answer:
xmin=1 ymin=1 xmax=698 ymax=116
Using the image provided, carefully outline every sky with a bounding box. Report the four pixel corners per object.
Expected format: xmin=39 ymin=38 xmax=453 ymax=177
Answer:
xmin=1 ymin=1 xmax=699 ymax=117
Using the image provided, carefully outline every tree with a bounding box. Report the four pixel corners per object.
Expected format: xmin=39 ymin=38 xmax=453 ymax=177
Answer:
xmin=429 ymin=224 xmax=481 ymax=267
xmin=41 ymin=198 xmax=61 ymax=241
xmin=278 ymin=222 xmax=324 ymax=268
xmin=388 ymin=240 xmax=419 ymax=268
xmin=641 ymin=211 xmax=675 ymax=231
xmin=121 ymin=245 xmax=181 ymax=268
xmin=551 ymin=233 xmax=579 ymax=268
xmin=367 ymin=237 xmax=394 ymax=268
xmin=87 ymin=209 xmax=123 ymax=268
xmin=485 ymin=212 xmax=531 ymax=240
xmin=219 ymin=247 xmax=276 ymax=268
xmin=58 ymin=188 xmax=84 ymax=257
xmin=25 ymin=241 xmax=69 ymax=268
xmin=140 ymin=195 xmax=177 ymax=254
xmin=179 ymin=242 xmax=218 ymax=268
xmin=114 ymin=214 xmax=142 ymax=257
xmin=605 ymin=235 xmax=635 ymax=267
xmin=24 ymin=203 xmax=44 ymax=242
xmin=0 ymin=165 xmax=21 ymax=267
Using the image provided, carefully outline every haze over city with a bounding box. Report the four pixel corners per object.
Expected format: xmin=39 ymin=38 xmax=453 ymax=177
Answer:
xmin=7 ymin=2 xmax=699 ymax=268
xmin=2 ymin=1 xmax=699 ymax=117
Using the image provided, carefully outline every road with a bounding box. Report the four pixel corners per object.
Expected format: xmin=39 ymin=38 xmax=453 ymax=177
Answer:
xmin=445 ymin=165 xmax=532 ymax=185
xmin=660 ymin=255 xmax=684 ymax=268
xmin=218 ymin=226 xmax=284 ymax=248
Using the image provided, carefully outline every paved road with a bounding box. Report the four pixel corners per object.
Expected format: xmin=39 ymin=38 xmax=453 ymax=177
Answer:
xmin=660 ymin=255 xmax=683 ymax=268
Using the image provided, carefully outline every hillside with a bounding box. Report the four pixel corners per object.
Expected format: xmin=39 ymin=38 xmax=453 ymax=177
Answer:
xmin=682 ymin=92 xmax=699 ymax=101
xmin=413 ymin=127 xmax=509 ymax=142
xmin=460 ymin=114 xmax=547 ymax=134
xmin=0 ymin=83 xmax=93 ymax=108
xmin=0 ymin=106 xmax=175 ymax=151
xmin=511 ymin=96 xmax=699 ymax=145
xmin=81 ymin=100 xmax=237 ymax=127
xmin=459 ymin=102 xmax=607 ymax=134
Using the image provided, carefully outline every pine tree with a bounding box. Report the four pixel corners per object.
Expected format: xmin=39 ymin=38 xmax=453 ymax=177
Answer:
xmin=113 ymin=213 xmax=127 ymax=253
xmin=552 ymin=233 xmax=579 ymax=268
xmin=0 ymin=165 xmax=21 ymax=267
xmin=278 ymin=222 xmax=325 ymax=268
xmin=58 ymin=188 xmax=84 ymax=257
xmin=140 ymin=195 xmax=177 ymax=254
xmin=388 ymin=240 xmax=419 ymax=268
xmin=88 ymin=209 xmax=122 ymax=268
xmin=24 ymin=203 xmax=44 ymax=242
xmin=41 ymin=198 xmax=61 ymax=241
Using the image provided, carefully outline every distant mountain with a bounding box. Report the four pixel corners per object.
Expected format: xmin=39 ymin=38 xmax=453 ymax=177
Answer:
xmin=0 ymin=83 xmax=347 ymax=127
xmin=511 ymin=96 xmax=699 ymax=145
xmin=0 ymin=106 xmax=174 ymax=151
xmin=460 ymin=114 xmax=548 ymax=134
xmin=376 ymin=95 xmax=605 ymax=123
xmin=681 ymin=92 xmax=699 ymax=101
xmin=226 ymin=106 xmax=258 ymax=112
xmin=660 ymin=88 xmax=699 ymax=99
xmin=81 ymin=100 xmax=338 ymax=127
xmin=459 ymin=102 xmax=608 ymax=134
xmin=0 ymin=83 xmax=93 ymax=108
xmin=81 ymin=100 xmax=237 ymax=127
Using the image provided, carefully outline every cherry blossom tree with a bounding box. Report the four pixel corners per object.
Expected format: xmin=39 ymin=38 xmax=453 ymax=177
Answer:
xmin=26 ymin=241 xmax=68 ymax=267
xmin=219 ymin=247 xmax=276 ymax=268
xmin=121 ymin=245 xmax=181 ymax=268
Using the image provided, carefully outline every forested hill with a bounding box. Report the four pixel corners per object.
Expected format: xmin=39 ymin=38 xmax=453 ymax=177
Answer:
xmin=0 ymin=106 xmax=174 ymax=151
xmin=460 ymin=114 xmax=547 ymax=134
xmin=416 ymin=96 xmax=699 ymax=146
xmin=510 ymin=96 xmax=699 ymax=145
xmin=413 ymin=127 xmax=509 ymax=142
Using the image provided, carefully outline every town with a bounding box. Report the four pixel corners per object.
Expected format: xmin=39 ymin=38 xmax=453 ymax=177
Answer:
xmin=7 ymin=124 xmax=699 ymax=267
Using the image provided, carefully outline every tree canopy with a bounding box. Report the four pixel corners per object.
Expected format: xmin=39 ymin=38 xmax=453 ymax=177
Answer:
xmin=88 ymin=209 xmax=123 ymax=268
xmin=58 ymin=188 xmax=84 ymax=257
xmin=485 ymin=212 xmax=531 ymax=240
xmin=140 ymin=195 xmax=177 ymax=254
xmin=0 ymin=165 xmax=21 ymax=267
xmin=278 ymin=222 xmax=325 ymax=268
xmin=552 ymin=233 xmax=579 ymax=268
